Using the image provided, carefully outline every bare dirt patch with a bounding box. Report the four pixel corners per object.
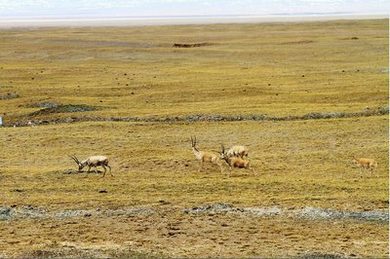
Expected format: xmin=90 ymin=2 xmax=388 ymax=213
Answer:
xmin=297 ymin=207 xmax=389 ymax=222
xmin=1 ymin=204 xmax=386 ymax=222
xmin=1 ymin=203 xmax=387 ymax=258
xmin=0 ymin=205 xmax=156 ymax=221
xmin=184 ymin=203 xmax=388 ymax=222
xmin=26 ymin=101 xmax=60 ymax=109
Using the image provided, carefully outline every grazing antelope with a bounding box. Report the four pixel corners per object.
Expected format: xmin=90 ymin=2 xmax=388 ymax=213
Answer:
xmin=70 ymin=155 xmax=113 ymax=177
xmin=352 ymin=157 xmax=378 ymax=173
xmin=226 ymin=145 xmax=249 ymax=158
xmin=220 ymin=145 xmax=255 ymax=176
xmin=190 ymin=136 xmax=223 ymax=173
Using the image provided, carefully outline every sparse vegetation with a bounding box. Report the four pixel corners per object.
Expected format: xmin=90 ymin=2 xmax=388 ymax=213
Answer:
xmin=0 ymin=19 xmax=388 ymax=258
xmin=29 ymin=104 xmax=98 ymax=116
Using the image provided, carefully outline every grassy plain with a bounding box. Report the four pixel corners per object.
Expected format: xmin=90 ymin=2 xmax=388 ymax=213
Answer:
xmin=0 ymin=19 xmax=388 ymax=258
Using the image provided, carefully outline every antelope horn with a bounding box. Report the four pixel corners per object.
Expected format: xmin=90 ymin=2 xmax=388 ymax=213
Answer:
xmin=69 ymin=155 xmax=80 ymax=165
xmin=191 ymin=136 xmax=200 ymax=151
xmin=192 ymin=136 xmax=197 ymax=144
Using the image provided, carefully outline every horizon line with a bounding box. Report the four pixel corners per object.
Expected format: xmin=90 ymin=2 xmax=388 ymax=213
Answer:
xmin=0 ymin=13 xmax=387 ymax=28
xmin=0 ymin=11 xmax=388 ymax=19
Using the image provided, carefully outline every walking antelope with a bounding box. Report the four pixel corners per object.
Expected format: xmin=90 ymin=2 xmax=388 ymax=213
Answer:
xmin=352 ymin=157 xmax=378 ymax=173
xmin=70 ymin=155 xmax=113 ymax=177
xmin=220 ymin=145 xmax=255 ymax=176
xmin=191 ymin=136 xmax=223 ymax=173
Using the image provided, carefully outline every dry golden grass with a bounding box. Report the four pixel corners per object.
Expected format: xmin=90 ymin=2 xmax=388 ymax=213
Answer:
xmin=1 ymin=213 xmax=388 ymax=258
xmin=0 ymin=19 xmax=388 ymax=258
xmin=0 ymin=19 xmax=388 ymax=122
xmin=0 ymin=117 xmax=388 ymax=210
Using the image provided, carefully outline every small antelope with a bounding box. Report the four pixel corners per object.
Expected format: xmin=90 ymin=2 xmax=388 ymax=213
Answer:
xmin=191 ymin=136 xmax=223 ymax=173
xmin=70 ymin=155 xmax=113 ymax=177
xmin=226 ymin=145 xmax=249 ymax=158
xmin=352 ymin=157 xmax=378 ymax=173
xmin=220 ymin=145 xmax=255 ymax=176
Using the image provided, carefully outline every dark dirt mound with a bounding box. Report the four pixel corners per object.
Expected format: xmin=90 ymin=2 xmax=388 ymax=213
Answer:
xmin=61 ymin=169 xmax=102 ymax=175
xmin=342 ymin=37 xmax=359 ymax=40
xmin=26 ymin=247 xmax=155 ymax=259
xmin=29 ymin=104 xmax=98 ymax=116
xmin=27 ymin=101 xmax=60 ymax=109
xmin=296 ymin=252 xmax=347 ymax=259
xmin=0 ymin=205 xmax=47 ymax=220
xmin=62 ymin=169 xmax=79 ymax=174
xmin=0 ymin=92 xmax=19 ymax=100
xmin=0 ymin=207 xmax=11 ymax=220
xmin=7 ymin=106 xmax=389 ymax=127
xmin=173 ymin=42 xmax=212 ymax=48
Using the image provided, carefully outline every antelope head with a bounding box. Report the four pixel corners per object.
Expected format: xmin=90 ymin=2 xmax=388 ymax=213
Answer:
xmin=351 ymin=156 xmax=359 ymax=166
xmin=70 ymin=155 xmax=84 ymax=171
xmin=191 ymin=136 xmax=199 ymax=152
xmin=219 ymin=144 xmax=228 ymax=162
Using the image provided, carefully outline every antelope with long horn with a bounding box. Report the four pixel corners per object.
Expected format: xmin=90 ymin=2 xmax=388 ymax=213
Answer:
xmin=191 ymin=136 xmax=223 ymax=173
xmin=70 ymin=155 xmax=113 ymax=177
xmin=220 ymin=144 xmax=255 ymax=176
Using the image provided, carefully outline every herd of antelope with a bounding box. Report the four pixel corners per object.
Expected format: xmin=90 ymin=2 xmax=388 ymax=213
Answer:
xmin=190 ymin=136 xmax=254 ymax=176
xmin=68 ymin=136 xmax=378 ymax=177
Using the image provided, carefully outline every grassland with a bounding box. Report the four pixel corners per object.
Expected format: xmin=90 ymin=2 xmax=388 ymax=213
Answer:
xmin=0 ymin=19 xmax=388 ymax=258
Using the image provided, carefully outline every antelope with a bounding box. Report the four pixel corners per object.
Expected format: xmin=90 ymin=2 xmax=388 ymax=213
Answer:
xmin=226 ymin=145 xmax=249 ymax=158
xmin=70 ymin=155 xmax=113 ymax=177
xmin=190 ymin=136 xmax=223 ymax=173
xmin=220 ymin=145 xmax=255 ymax=176
xmin=352 ymin=157 xmax=378 ymax=173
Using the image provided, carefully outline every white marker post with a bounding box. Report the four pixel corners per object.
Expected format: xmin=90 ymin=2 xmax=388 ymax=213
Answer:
xmin=0 ymin=116 xmax=2 ymax=126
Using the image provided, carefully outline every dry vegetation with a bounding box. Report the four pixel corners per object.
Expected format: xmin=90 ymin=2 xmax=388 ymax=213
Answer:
xmin=0 ymin=19 xmax=388 ymax=258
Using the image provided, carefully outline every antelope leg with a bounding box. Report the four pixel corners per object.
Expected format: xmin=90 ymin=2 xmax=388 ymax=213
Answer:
xmin=102 ymin=166 xmax=106 ymax=177
xmin=106 ymin=165 xmax=113 ymax=176
xmin=198 ymin=161 xmax=203 ymax=172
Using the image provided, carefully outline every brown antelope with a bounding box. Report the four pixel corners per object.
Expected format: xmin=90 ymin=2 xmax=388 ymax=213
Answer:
xmin=190 ymin=136 xmax=224 ymax=173
xmin=70 ymin=155 xmax=113 ymax=177
xmin=352 ymin=157 xmax=378 ymax=173
xmin=220 ymin=145 xmax=255 ymax=176
xmin=226 ymin=145 xmax=249 ymax=158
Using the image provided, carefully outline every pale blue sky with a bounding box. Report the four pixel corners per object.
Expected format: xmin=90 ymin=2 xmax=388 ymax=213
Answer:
xmin=0 ymin=0 xmax=388 ymax=18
